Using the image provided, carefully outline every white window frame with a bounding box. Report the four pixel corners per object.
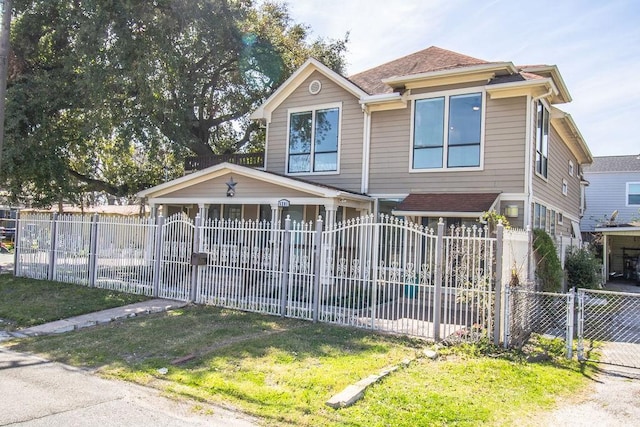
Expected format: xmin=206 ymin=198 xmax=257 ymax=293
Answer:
xmin=534 ymin=100 xmax=550 ymax=180
xmin=562 ymin=179 xmax=568 ymax=196
xmin=568 ymin=160 xmax=574 ymax=177
xmin=409 ymin=87 xmax=485 ymax=173
xmin=557 ymin=212 xmax=564 ymax=225
xmin=285 ymin=102 xmax=342 ymax=176
xmin=627 ymin=182 xmax=640 ymax=206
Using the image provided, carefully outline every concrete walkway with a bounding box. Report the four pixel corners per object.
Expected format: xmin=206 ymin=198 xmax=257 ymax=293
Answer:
xmin=10 ymin=299 xmax=188 ymax=338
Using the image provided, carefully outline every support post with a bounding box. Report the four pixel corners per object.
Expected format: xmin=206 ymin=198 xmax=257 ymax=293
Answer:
xmin=433 ymin=219 xmax=444 ymax=340
xmin=576 ymin=288 xmax=585 ymax=361
xmin=312 ymin=216 xmax=323 ymax=323
xmin=152 ymin=215 xmax=165 ymax=297
xmin=189 ymin=214 xmax=202 ymax=303
xmin=12 ymin=210 xmax=20 ymax=276
xmin=493 ymin=221 xmax=504 ymax=345
xmin=280 ymin=216 xmax=291 ymax=317
xmin=566 ymin=287 xmax=575 ymax=359
xmin=88 ymin=213 xmax=99 ymax=288
xmin=48 ymin=213 xmax=59 ymax=281
xmin=503 ymin=285 xmax=511 ymax=348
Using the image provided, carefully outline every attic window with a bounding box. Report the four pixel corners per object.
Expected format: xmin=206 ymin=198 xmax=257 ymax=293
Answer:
xmin=308 ymin=80 xmax=322 ymax=95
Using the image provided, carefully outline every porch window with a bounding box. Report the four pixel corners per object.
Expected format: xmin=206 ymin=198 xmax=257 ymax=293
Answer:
xmin=533 ymin=203 xmax=547 ymax=230
xmin=412 ymin=92 xmax=482 ymax=170
xmin=628 ymin=182 xmax=640 ymax=206
xmin=535 ymin=101 xmax=549 ymax=178
xmin=288 ymin=105 xmax=339 ymax=173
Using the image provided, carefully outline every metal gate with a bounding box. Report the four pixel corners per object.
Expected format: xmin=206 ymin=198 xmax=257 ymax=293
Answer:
xmin=577 ymin=288 xmax=640 ymax=369
xmin=158 ymin=213 xmax=194 ymax=301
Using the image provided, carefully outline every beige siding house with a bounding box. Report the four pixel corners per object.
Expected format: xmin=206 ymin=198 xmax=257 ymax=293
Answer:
xmin=138 ymin=46 xmax=592 ymax=236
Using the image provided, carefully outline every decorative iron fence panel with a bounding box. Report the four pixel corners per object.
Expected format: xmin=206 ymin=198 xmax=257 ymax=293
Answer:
xmin=53 ymin=214 xmax=92 ymax=285
xmin=94 ymin=215 xmax=156 ymax=296
xmin=578 ymin=289 xmax=640 ymax=368
xmin=159 ymin=213 xmax=194 ymax=301
xmin=196 ymin=218 xmax=284 ymax=316
xmin=15 ymin=213 xmax=52 ymax=280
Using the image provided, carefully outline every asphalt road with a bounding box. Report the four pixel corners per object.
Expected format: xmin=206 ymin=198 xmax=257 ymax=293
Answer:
xmin=0 ymin=348 xmax=257 ymax=427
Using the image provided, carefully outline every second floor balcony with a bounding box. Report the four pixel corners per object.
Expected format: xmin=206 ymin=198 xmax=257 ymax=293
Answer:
xmin=184 ymin=152 xmax=265 ymax=173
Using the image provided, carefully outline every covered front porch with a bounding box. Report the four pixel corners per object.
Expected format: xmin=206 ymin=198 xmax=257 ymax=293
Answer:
xmin=137 ymin=162 xmax=373 ymax=228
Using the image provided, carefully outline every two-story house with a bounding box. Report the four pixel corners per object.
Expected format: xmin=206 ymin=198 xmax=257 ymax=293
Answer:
xmin=581 ymin=155 xmax=640 ymax=281
xmin=138 ymin=46 xmax=592 ymax=235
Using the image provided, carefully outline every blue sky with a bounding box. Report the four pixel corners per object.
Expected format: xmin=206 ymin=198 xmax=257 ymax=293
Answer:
xmin=286 ymin=0 xmax=640 ymax=158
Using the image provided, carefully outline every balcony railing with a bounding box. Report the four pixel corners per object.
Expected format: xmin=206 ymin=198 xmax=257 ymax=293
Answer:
xmin=184 ymin=152 xmax=265 ymax=172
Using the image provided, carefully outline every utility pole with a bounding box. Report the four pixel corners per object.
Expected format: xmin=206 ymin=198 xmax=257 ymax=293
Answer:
xmin=0 ymin=0 xmax=12 ymax=168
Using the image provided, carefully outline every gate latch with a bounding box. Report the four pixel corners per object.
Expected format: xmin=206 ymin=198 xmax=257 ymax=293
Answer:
xmin=190 ymin=252 xmax=208 ymax=266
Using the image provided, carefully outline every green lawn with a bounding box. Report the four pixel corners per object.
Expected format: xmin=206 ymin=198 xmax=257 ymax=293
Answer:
xmin=0 ymin=275 xmax=150 ymax=330
xmin=3 ymin=301 xmax=596 ymax=427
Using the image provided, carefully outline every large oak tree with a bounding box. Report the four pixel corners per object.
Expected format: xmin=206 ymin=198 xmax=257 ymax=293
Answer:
xmin=2 ymin=0 xmax=347 ymax=206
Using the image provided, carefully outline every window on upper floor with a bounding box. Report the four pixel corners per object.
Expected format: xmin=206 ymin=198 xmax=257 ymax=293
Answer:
xmin=628 ymin=182 xmax=640 ymax=206
xmin=412 ymin=92 xmax=483 ymax=170
xmin=568 ymin=160 xmax=574 ymax=177
xmin=535 ymin=101 xmax=549 ymax=178
xmin=562 ymin=179 xmax=568 ymax=196
xmin=287 ymin=104 xmax=340 ymax=174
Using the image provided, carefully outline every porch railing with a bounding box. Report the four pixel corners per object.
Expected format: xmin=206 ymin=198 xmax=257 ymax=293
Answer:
xmin=184 ymin=152 xmax=264 ymax=172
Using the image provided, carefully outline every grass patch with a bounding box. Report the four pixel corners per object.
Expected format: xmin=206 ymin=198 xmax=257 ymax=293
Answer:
xmin=0 ymin=275 xmax=150 ymax=330
xmin=3 ymin=304 xmax=596 ymax=426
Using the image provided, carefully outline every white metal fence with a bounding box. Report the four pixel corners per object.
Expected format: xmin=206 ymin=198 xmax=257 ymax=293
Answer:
xmin=15 ymin=212 xmax=523 ymax=343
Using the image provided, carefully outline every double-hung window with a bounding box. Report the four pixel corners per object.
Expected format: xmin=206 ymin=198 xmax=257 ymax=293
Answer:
xmin=287 ymin=104 xmax=340 ymax=174
xmin=412 ymin=92 xmax=483 ymax=170
xmin=628 ymin=182 xmax=640 ymax=206
xmin=535 ymin=101 xmax=550 ymax=178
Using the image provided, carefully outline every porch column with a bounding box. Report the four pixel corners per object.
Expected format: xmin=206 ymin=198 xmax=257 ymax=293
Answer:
xmin=270 ymin=204 xmax=281 ymax=228
xmin=150 ymin=204 xmax=158 ymax=219
xmin=323 ymin=205 xmax=337 ymax=229
xmin=198 ymin=203 xmax=209 ymax=220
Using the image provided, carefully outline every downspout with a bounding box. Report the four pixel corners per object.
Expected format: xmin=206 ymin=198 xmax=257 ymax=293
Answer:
xmin=361 ymin=105 xmax=371 ymax=194
xmin=526 ymin=87 xmax=554 ymax=227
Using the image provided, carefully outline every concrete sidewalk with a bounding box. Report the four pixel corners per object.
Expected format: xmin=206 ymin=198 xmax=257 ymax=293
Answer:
xmin=9 ymin=299 xmax=189 ymax=338
xmin=0 ymin=348 xmax=257 ymax=426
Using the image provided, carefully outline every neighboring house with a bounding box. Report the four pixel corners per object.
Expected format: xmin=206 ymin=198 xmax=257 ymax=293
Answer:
xmin=138 ymin=46 xmax=592 ymax=236
xmin=581 ymin=155 xmax=640 ymax=281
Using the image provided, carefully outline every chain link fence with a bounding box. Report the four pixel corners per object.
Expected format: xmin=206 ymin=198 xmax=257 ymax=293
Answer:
xmin=505 ymin=283 xmax=574 ymax=357
xmin=577 ymin=289 xmax=640 ymax=368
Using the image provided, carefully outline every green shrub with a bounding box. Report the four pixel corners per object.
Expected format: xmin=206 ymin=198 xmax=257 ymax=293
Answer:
xmin=532 ymin=229 xmax=563 ymax=292
xmin=565 ymin=247 xmax=601 ymax=289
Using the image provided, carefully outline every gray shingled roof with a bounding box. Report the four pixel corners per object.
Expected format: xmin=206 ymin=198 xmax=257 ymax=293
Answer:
xmin=583 ymin=155 xmax=640 ymax=173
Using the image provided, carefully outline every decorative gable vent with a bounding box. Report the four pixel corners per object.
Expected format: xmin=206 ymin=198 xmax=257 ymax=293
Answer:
xmin=308 ymin=79 xmax=322 ymax=95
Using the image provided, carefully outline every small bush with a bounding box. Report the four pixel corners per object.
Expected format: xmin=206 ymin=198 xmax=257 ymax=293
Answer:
xmin=565 ymin=247 xmax=601 ymax=289
xmin=532 ymin=229 xmax=563 ymax=292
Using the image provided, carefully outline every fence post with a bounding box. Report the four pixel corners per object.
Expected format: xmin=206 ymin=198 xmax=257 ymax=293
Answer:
xmin=433 ymin=218 xmax=444 ymax=340
xmin=503 ymin=285 xmax=511 ymax=348
xmin=312 ymin=216 xmax=323 ymax=323
xmin=576 ymin=288 xmax=585 ymax=361
xmin=12 ymin=210 xmax=20 ymax=276
xmin=88 ymin=213 xmax=99 ymax=288
xmin=48 ymin=212 xmax=59 ymax=281
xmin=280 ymin=216 xmax=291 ymax=317
xmin=370 ymin=215 xmax=380 ymax=329
xmin=566 ymin=288 xmax=575 ymax=359
xmin=189 ymin=214 xmax=202 ymax=303
xmin=152 ymin=215 xmax=164 ymax=297
xmin=493 ymin=221 xmax=504 ymax=345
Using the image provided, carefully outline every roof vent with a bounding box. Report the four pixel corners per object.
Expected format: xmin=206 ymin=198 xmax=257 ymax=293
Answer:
xmin=308 ymin=79 xmax=322 ymax=95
